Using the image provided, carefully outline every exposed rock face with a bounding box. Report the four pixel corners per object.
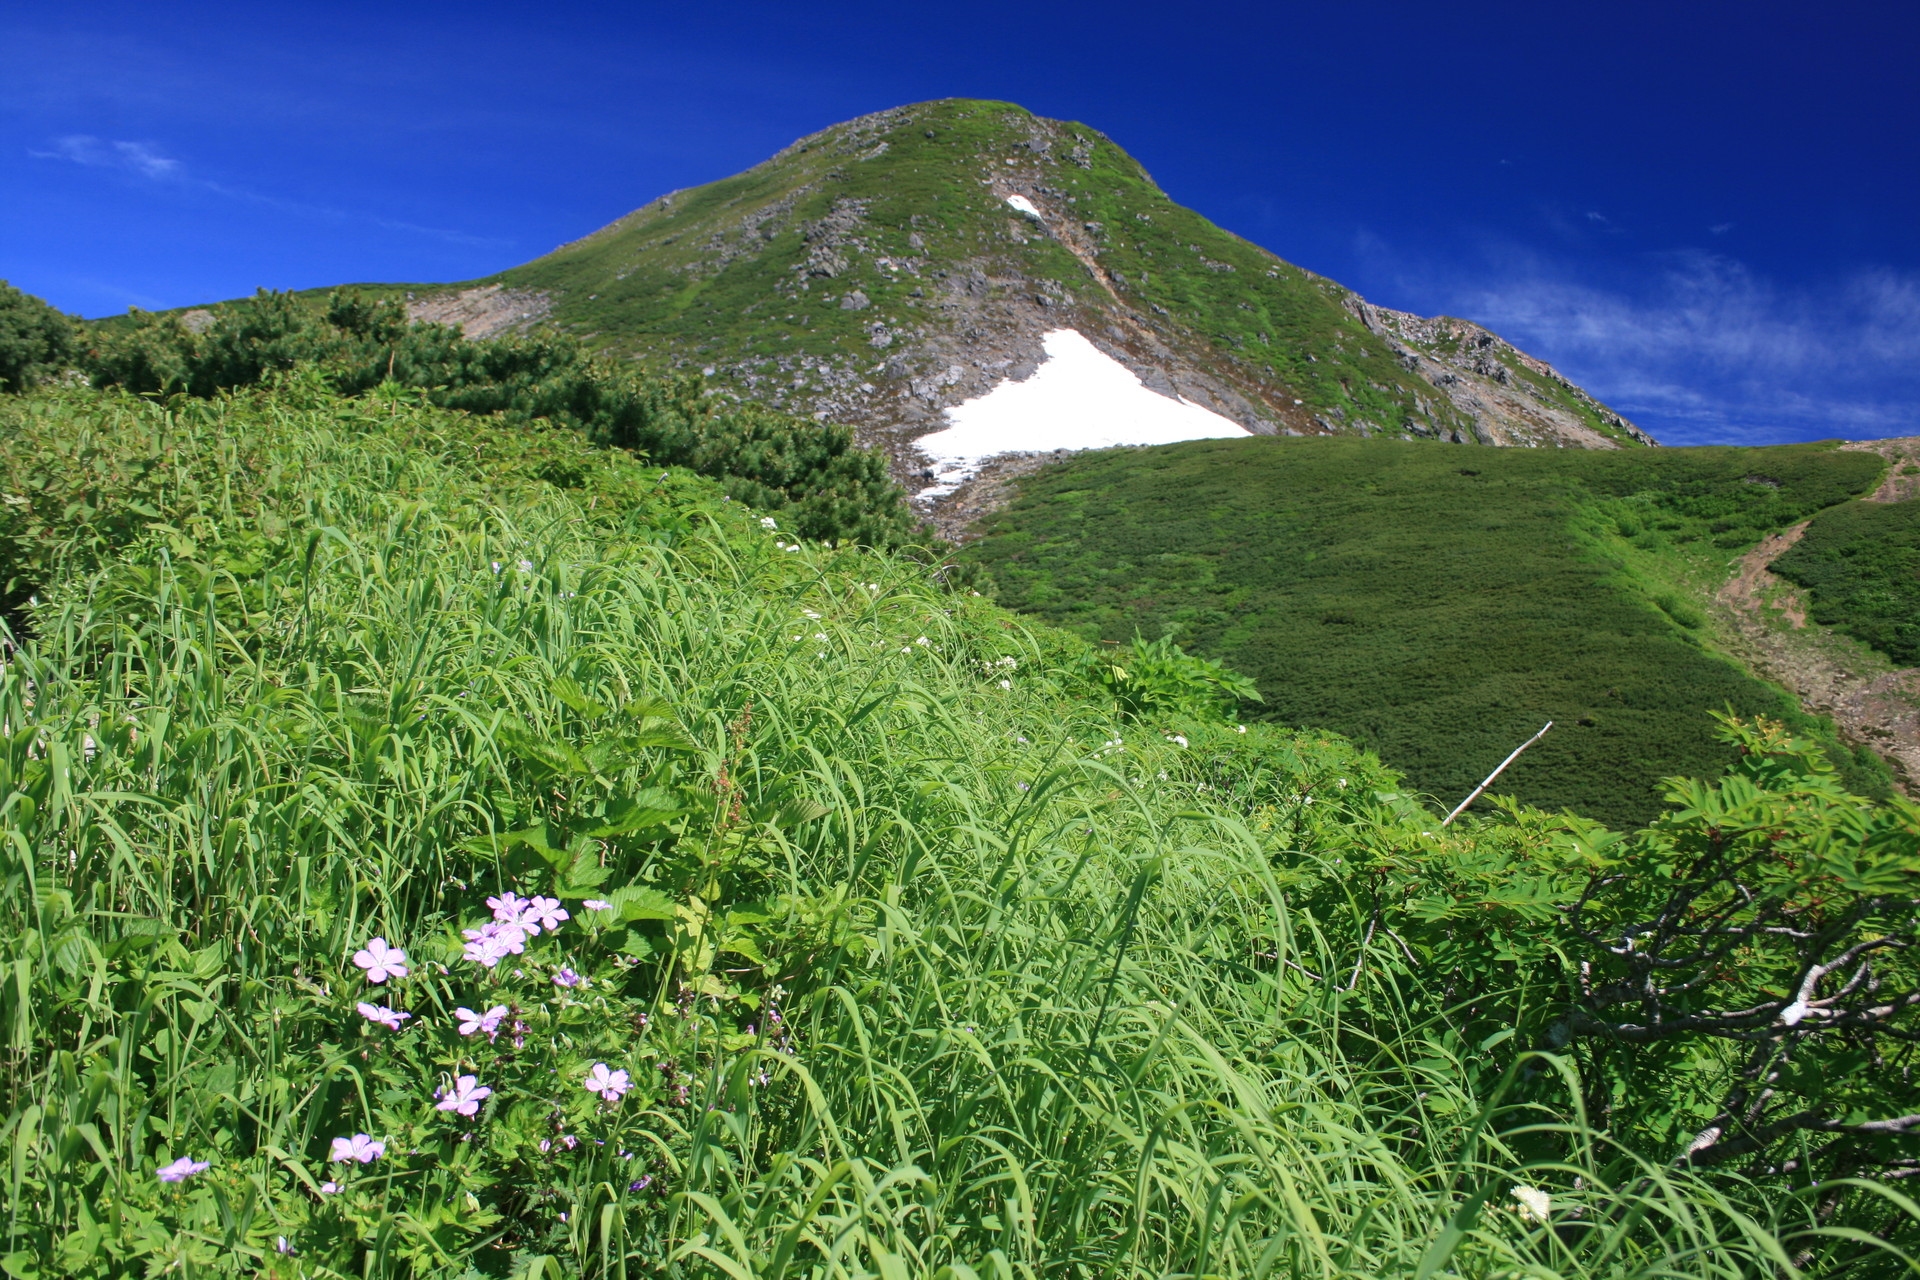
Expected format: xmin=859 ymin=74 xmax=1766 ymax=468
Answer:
xmin=406 ymin=284 xmax=552 ymax=340
xmin=1349 ymin=304 xmax=1659 ymax=448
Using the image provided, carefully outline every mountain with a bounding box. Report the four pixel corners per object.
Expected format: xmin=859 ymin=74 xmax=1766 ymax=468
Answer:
xmin=404 ymin=99 xmax=1653 ymax=523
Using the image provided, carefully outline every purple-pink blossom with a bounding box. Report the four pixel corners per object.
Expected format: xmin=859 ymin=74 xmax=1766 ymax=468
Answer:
xmin=352 ymin=937 xmax=409 ymax=984
xmin=318 ymin=1180 xmax=340 ymax=1195
xmin=329 ymin=1134 xmax=385 ymax=1163
xmin=486 ymin=891 xmax=529 ymax=925
xmin=582 ymin=899 xmax=613 ymax=912
xmin=156 ymin=1156 xmax=209 ymax=1183
xmin=435 ymin=1074 xmax=492 ymax=1117
xmin=526 ymin=896 xmax=569 ymax=933
xmin=456 ymin=1005 xmax=509 ymax=1038
xmin=355 ymin=1002 xmax=410 ymax=1031
xmin=462 ymin=921 xmax=527 ymax=968
xmin=552 ymin=967 xmax=584 ymax=989
xmin=584 ymin=1063 xmax=632 ymax=1102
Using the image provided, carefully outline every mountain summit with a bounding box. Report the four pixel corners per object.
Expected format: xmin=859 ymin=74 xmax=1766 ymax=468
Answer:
xmin=414 ymin=99 xmax=1653 ymax=517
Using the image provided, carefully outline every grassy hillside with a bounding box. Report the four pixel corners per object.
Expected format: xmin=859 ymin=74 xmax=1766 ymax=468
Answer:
xmin=962 ymin=435 xmax=1889 ymax=828
xmin=409 ymin=99 xmax=1638 ymax=447
xmin=1774 ymin=493 xmax=1920 ymax=665
xmin=3 ymin=379 xmax=1919 ymax=1276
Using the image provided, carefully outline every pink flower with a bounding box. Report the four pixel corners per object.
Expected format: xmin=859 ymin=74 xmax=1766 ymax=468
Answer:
xmin=318 ymin=1180 xmax=340 ymax=1195
xmin=435 ymin=1074 xmax=492 ymax=1117
xmin=552 ymin=967 xmax=584 ymax=989
xmin=352 ymin=937 xmax=409 ymax=984
xmin=461 ymin=921 xmax=526 ymax=968
xmin=526 ymin=896 xmax=569 ymax=933
xmin=583 ymin=1063 xmax=631 ymax=1102
xmin=487 ymin=891 xmax=529 ymax=925
xmin=156 ymin=1156 xmax=209 ymax=1182
xmin=455 ymin=1005 xmax=508 ymax=1038
xmin=355 ymin=1002 xmax=410 ymax=1031
xmin=582 ymin=899 xmax=613 ymax=912
xmin=329 ymin=1134 xmax=385 ymax=1163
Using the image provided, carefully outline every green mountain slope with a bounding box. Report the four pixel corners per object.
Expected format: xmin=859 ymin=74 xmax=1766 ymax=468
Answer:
xmin=962 ymin=434 xmax=1892 ymax=826
xmin=5 ymin=378 xmax=1920 ymax=1274
xmin=408 ymin=100 xmax=1649 ymax=489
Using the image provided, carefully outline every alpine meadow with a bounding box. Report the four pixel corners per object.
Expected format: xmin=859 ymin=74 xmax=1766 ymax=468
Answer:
xmin=3 ymin=95 xmax=1920 ymax=1280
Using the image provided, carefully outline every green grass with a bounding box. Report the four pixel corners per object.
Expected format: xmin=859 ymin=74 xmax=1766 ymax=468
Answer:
xmin=3 ymin=382 xmax=1916 ymax=1276
xmin=961 ymin=435 xmax=1889 ymax=828
xmin=1772 ymin=496 xmax=1920 ymax=665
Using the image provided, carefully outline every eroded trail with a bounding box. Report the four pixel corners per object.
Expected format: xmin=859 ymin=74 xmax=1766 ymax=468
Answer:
xmin=1715 ymin=441 xmax=1920 ymax=793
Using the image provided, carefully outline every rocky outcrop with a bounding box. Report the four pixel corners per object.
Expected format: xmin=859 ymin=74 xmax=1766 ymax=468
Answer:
xmin=1348 ymin=302 xmax=1657 ymax=448
xmin=406 ymin=285 xmax=551 ymax=340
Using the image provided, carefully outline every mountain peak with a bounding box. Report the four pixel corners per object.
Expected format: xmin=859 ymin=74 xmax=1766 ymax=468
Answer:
xmin=415 ymin=99 xmax=1652 ymax=524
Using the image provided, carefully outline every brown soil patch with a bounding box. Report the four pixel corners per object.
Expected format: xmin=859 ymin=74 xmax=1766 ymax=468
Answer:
xmin=1717 ymin=511 xmax=1920 ymax=794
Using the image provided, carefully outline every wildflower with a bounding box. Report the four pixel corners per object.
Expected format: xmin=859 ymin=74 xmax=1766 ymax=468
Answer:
xmin=491 ymin=562 xmax=502 ymax=573
xmin=802 ymin=610 xmax=820 ymax=619
xmin=760 ymin=516 xmax=777 ymax=530
xmin=553 ymin=967 xmax=585 ymax=989
xmin=539 ymin=1138 xmax=551 ymax=1152
xmin=583 ymin=899 xmax=613 ymax=912
xmin=356 ymin=1002 xmax=411 ymax=1031
xmin=156 ymin=1156 xmax=209 ymax=1182
xmin=1511 ymin=1185 xmax=1551 ymax=1224
xmin=584 ymin=1063 xmax=632 ymax=1102
xmin=486 ymin=891 xmax=529 ymax=925
xmin=435 ymin=1074 xmax=493 ymax=1117
xmin=318 ymin=1180 xmax=339 ymax=1195
xmin=329 ymin=1134 xmax=385 ymax=1164
xmin=463 ymin=921 xmax=526 ymax=967
xmin=517 ymin=559 xmax=533 ymax=572
xmin=1016 ymin=780 xmax=1029 ymax=791
xmin=997 ymin=679 xmax=1011 ymax=690
xmin=629 ymin=1176 xmax=653 ymax=1192
xmin=915 ymin=635 xmax=930 ymax=646
xmin=1167 ymin=733 xmax=1189 ymax=748
xmin=277 ymin=1236 xmax=294 ymax=1254
xmin=1235 ymin=725 xmax=1247 ymax=734
xmin=456 ymin=1005 xmax=509 ymax=1039
xmin=1338 ymin=777 xmax=1348 ymax=788
xmin=526 ymin=896 xmax=569 ymax=933
xmin=352 ymin=937 xmax=409 ymax=984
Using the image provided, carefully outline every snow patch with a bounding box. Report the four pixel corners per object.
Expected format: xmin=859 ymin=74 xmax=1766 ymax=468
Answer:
xmin=1004 ymin=194 xmax=1040 ymax=218
xmin=913 ymin=329 xmax=1250 ymax=499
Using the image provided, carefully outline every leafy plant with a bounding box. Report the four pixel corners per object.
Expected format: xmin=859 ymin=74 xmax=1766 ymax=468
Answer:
xmin=0 ymin=281 xmax=77 ymax=393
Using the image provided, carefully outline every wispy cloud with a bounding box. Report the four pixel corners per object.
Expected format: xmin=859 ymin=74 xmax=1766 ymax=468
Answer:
xmin=28 ymin=134 xmax=508 ymax=251
xmin=1365 ymin=238 xmax=1920 ymax=445
xmin=32 ymin=134 xmax=181 ymax=179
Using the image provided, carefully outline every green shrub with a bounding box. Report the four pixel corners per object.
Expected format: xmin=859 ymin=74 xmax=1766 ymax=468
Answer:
xmin=0 ymin=281 xmax=77 ymax=392
xmin=80 ymin=290 xmax=921 ymax=550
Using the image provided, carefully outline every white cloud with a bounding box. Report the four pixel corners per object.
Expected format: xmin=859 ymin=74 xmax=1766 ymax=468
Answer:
xmin=33 ymin=134 xmax=181 ymax=179
xmin=1408 ymin=247 xmax=1920 ymax=445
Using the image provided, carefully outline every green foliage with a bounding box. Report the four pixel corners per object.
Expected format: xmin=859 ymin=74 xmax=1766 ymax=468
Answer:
xmin=1773 ymin=496 xmax=1920 ymax=664
xmin=963 ymin=434 xmax=1889 ymax=828
xmin=79 ymin=289 xmax=921 ymax=550
xmin=1080 ymin=632 xmax=1262 ymax=720
xmin=3 ymin=381 xmax=1918 ymax=1276
xmin=0 ymin=282 xmax=77 ymax=393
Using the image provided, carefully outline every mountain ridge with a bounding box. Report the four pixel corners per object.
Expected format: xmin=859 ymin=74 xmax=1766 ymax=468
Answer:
xmin=393 ymin=99 xmax=1652 ymax=511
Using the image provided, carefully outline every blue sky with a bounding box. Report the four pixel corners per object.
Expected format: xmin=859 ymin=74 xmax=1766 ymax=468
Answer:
xmin=4 ymin=0 xmax=1914 ymax=445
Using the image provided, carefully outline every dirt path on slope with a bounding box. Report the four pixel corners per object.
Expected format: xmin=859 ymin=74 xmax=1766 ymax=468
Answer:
xmin=1716 ymin=441 xmax=1920 ymax=792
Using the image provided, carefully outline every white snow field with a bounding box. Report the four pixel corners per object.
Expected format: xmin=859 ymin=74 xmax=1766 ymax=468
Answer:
xmin=912 ymin=329 xmax=1250 ymax=499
